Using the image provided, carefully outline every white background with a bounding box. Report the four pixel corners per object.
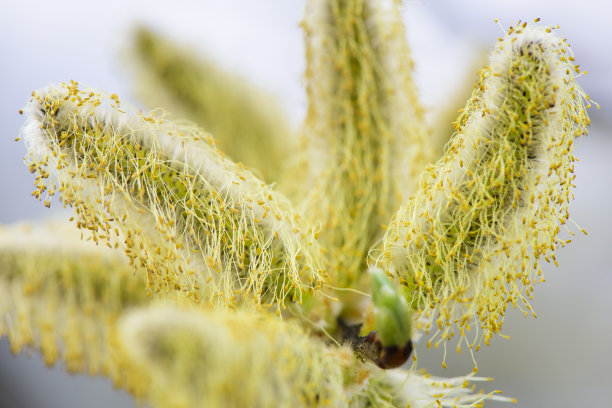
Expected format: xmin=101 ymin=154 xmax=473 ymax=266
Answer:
xmin=0 ymin=1 xmax=611 ymax=407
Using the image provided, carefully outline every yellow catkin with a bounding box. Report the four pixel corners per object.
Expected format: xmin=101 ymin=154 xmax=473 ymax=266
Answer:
xmin=298 ymin=0 xmax=433 ymax=293
xmin=353 ymin=369 xmax=514 ymax=407
xmin=128 ymin=28 xmax=290 ymax=183
xmin=0 ymin=221 xmax=149 ymax=392
xmin=379 ymin=24 xmax=590 ymax=350
xmin=117 ymin=306 xmax=355 ymax=408
xmin=21 ymin=82 xmax=323 ymax=310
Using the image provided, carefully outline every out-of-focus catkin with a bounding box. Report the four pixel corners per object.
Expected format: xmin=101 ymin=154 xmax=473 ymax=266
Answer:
xmin=0 ymin=221 xmax=149 ymax=390
xmin=129 ymin=28 xmax=290 ymax=183
xmin=299 ymin=0 xmax=432 ymax=291
xmin=118 ymin=307 xmax=359 ymax=408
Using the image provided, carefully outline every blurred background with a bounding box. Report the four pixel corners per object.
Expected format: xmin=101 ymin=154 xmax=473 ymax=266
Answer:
xmin=0 ymin=1 xmax=610 ymax=407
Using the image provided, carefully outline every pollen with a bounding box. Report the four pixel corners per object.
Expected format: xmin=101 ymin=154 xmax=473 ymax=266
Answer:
xmin=20 ymin=83 xmax=324 ymax=311
xmin=378 ymin=23 xmax=589 ymax=351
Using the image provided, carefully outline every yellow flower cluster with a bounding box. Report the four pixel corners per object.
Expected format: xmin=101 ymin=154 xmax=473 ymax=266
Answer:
xmin=298 ymin=0 xmax=433 ymax=293
xmin=3 ymin=1 xmax=592 ymax=405
xmin=117 ymin=306 xmax=361 ymax=408
xmin=23 ymin=82 xmax=323 ymax=310
xmin=0 ymin=222 xmax=147 ymax=379
xmin=129 ymin=28 xmax=290 ymax=183
xmin=379 ymin=23 xmax=590 ymax=352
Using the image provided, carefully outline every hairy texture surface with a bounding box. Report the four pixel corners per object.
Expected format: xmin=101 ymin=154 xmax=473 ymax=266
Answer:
xmin=7 ymin=3 xmax=592 ymax=405
xmin=22 ymin=82 xmax=323 ymax=310
xmin=0 ymin=222 xmax=149 ymax=391
xmin=129 ymin=28 xmax=290 ymax=183
xmin=379 ymin=24 xmax=590 ymax=352
xmin=299 ymin=0 xmax=432 ymax=291
xmin=353 ymin=369 xmax=514 ymax=408
xmin=118 ymin=306 xmax=361 ymax=408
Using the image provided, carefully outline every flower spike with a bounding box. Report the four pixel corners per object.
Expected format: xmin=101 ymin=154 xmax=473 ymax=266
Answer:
xmin=354 ymin=369 xmax=516 ymax=407
xmin=378 ymin=24 xmax=590 ymax=350
xmin=21 ymin=82 xmax=324 ymax=310
xmin=0 ymin=221 xmax=149 ymax=388
xmin=300 ymin=0 xmax=433 ymax=291
xmin=117 ymin=306 xmax=361 ymax=408
xmin=128 ymin=28 xmax=290 ymax=183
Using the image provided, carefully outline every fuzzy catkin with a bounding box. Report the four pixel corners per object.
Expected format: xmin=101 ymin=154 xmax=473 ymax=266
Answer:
xmin=379 ymin=24 xmax=590 ymax=349
xmin=0 ymin=222 xmax=149 ymax=388
xmin=300 ymin=0 xmax=432 ymax=290
xmin=22 ymin=82 xmax=323 ymax=310
xmin=118 ymin=306 xmax=358 ymax=408
xmin=352 ymin=369 xmax=514 ymax=408
xmin=129 ymin=28 xmax=290 ymax=183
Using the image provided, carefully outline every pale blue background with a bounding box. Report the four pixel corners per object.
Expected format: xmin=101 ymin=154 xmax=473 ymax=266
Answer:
xmin=1 ymin=1 xmax=610 ymax=407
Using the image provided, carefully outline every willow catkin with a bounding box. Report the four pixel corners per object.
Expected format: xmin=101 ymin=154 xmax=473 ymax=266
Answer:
xmin=379 ymin=24 xmax=590 ymax=350
xmin=0 ymin=221 xmax=149 ymax=390
xmin=21 ymin=82 xmax=323 ymax=310
xmin=300 ymin=0 xmax=432 ymax=290
xmin=117 ymin=306 xmax=364 ymax=408
xmin=352 ymin=369 xmax=515 ymax=408
xmin=128 ymin=28 xmax=290 ymax=183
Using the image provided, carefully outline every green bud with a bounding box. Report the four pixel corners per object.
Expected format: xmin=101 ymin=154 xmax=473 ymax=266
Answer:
xmin=370 ymin=268 xmax=412 ymax=347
